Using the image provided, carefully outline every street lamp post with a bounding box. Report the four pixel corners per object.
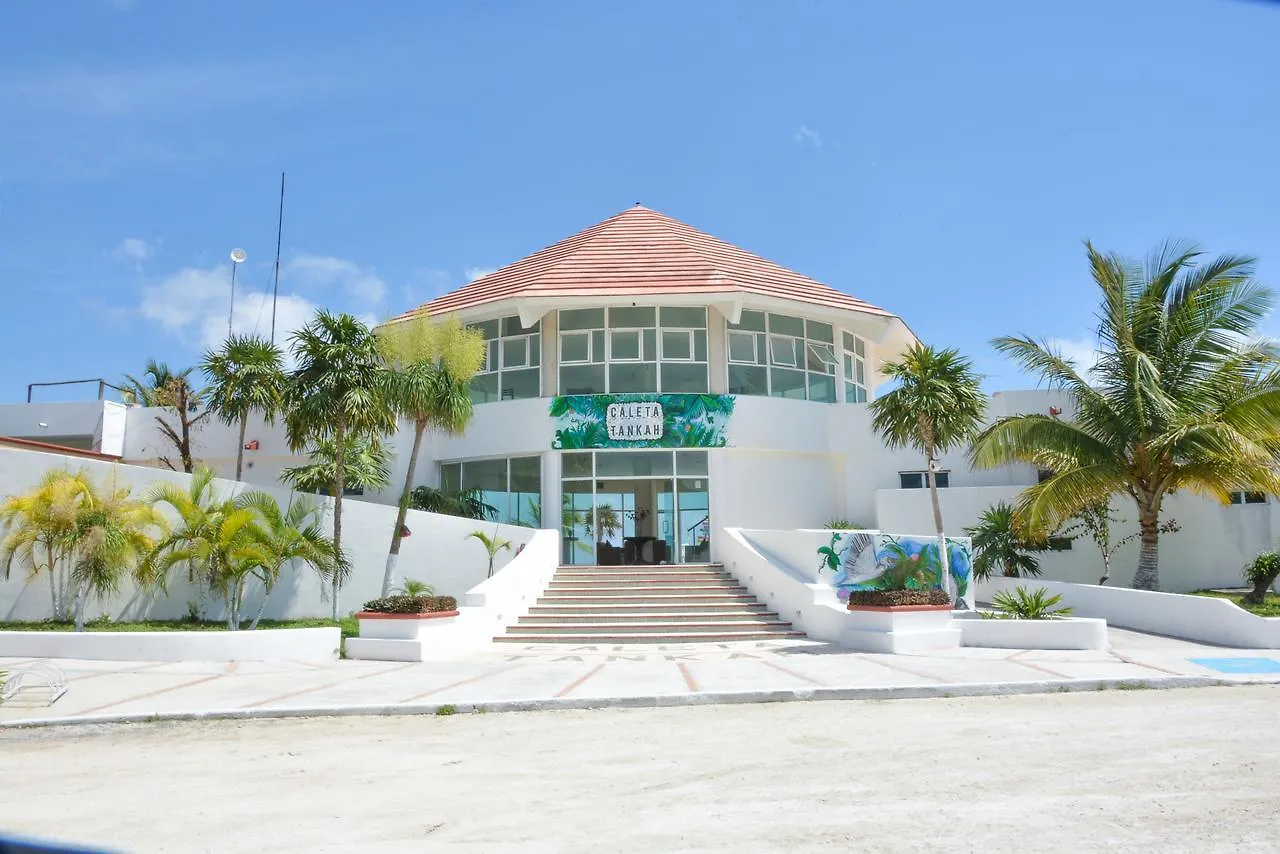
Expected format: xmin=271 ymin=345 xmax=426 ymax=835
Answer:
xmin=228 ymin=248 xmax=246 ymax=337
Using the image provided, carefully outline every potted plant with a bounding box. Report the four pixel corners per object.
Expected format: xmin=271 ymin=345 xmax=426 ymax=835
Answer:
xmin=347 ymin=582 xmax=461 ymax=661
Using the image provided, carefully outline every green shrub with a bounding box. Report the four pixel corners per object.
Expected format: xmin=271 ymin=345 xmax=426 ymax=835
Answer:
xmin=846 ymin=588 xmax=951 ymax=608
xmin=360 ymin=594 xmax=457 ymax=614
xmin=1243 ymin=552 xmax=1280 ymax=605
xmin=825 ymin=518 xmax=865 ymax=530
xmin=435 ymin=704 xmax=458 ymax=716
xmin=989 ymin=586 xmax=1072 ymax=620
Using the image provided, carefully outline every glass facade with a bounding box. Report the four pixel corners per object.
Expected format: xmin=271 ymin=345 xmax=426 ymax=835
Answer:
xmin=437 ymin=456 xmax=541 ymax=526
xmin=469 ymin=316 xmax=541 ymax=404
xmin=726 ymin=310 xmax=853 ymax=403
xmin=558 ymin=307 xmax=709 ymax=395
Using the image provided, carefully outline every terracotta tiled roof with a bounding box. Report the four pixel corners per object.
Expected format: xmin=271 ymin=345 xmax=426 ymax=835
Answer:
xmin=391 ymin=205 xmax=893 ymax=322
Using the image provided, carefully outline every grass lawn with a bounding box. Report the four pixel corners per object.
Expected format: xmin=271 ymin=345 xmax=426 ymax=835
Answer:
xmin=0 ymin=617 xmax=361 ymax=655
xmin=1190 ymin=590 xmax=1280 ymax=618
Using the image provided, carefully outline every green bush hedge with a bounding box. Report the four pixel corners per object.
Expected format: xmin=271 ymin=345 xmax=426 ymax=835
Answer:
xmin=360 ymin=594 xmax=458 ymax=614
xmin=846 ymin=589 xmax=951 ymax=608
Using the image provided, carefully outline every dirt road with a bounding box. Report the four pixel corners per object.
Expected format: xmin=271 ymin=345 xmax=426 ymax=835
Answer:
xmin=1 ymin=686 xmax=1276 ymax=852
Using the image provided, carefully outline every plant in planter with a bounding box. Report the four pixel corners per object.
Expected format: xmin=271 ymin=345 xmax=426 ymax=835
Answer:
xmin=360 ymin=593 xmax=458 ymax=615
xmin=1242 ymin=552 xmax=1280 ymax=606
xmin=986 ymin=586 xmax=1073 ymax=620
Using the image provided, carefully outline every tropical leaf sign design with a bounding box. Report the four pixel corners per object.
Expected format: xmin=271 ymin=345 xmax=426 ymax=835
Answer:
xmin=550 ymin=394 xmax=735 ymax=449
xmin=821 ymin=533 xmax=973 ymax=607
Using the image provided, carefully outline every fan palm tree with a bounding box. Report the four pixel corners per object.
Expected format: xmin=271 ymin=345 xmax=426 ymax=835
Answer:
xmin=68 ymin=476 xmax=167 ymax=631
xmin=963 ymin=502 xmax=1042 ymax=581
xmin=0 ymin=468 xmax=93 ymax=620
xmin=280 ymin=434 xmax=392 ymax=497
xmin=201 ymin=334 xmax=286 ymax=481
xmin=467 ymin=529 xmax=512 ymax=578
xmin=869 ymin=344 xmax=986 ymax=591
xmin=123 ymin=360 xmax=209 ymax=472
xmin=377 ymin=315 xmax=485 ymax=596
xmin=971 ymin=241 xmax=1280 ymax=590
xmin=408 ymin=485 xmax=498 ymax=520
xmin=284 ymin=311 xmax=396 ymax=618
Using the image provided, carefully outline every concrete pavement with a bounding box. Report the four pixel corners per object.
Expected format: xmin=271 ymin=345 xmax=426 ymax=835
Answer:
xmin=2 ymin=627 xmax=1278 ymax=727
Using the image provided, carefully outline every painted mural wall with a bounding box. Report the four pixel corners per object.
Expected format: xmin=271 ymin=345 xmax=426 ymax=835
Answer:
xmin=816 ymin=531 xmax=976 ymax=609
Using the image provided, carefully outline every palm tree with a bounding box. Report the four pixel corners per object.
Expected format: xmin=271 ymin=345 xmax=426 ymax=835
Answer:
xmin=0 ymin=468 xmax=93 ymax=620
xmin=280 ymin=434 xmax=392 ymax=497
xmin=123 ymin=360 xmax=209 ymax=472
xmin=377 ymin=315 xmax=485 ymax=596
xmin=963 ymin=502 xmax=1042 ymax=581
xmin=869 ymin=343 xmax=986 ymax=592
xmin=201 ymin=335 xmax=286 ymax=481
xmin=67 ymin=476 xmax=167 ymax=631
xmin=467 ymin=529 xmax=512 ymax=578
xmin=971 ymin=241 xmax=1280 ymax=590
xmin=408 ymin=485 xmax=498 ymax=520
xmin=237 ymin=492 xmax=346 ymax=630
xmin=284 ymin=311 xmax=396 ymax=618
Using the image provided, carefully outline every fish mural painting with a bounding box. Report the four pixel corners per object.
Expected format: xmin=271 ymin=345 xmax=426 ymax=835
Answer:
xmin=818 ymin=531 xmax=975 ymax=610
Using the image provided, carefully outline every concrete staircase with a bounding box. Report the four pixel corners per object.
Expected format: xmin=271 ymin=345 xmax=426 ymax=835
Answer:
xmin=497 ymin=563 xmax=804 ymax=644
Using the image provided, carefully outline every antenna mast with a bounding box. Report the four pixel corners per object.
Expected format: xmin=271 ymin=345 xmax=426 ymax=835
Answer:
xmin=270 ymin=171 xmax=285 ymax=344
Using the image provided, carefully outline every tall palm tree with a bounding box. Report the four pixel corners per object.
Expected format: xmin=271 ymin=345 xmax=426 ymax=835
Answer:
xmin=67 ymin=476 xmax=167 ymax=631
xmin=201 ymin=335 xmax=286 ymax=481
xmin=869 ymin=343 xmax=986 ymax=592
xmin=0 ymin=468 xmax=93 ymax=620
xmin=971 ymin=241 xmax=1280 ymax=590
xmin=123 ymin=360 xmax=209 ymax=472
xmin=284 ymin=311 xmax=395 ymax=618
xmin=377 ymin=315 xmax=485 ymax=596
xmin=963 ymin=502 xmax=1042 ymax=581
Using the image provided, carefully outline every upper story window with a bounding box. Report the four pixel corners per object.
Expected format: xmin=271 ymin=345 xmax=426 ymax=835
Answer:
xmin=726 ymin=310 xmax=841 ymax=402
xmin=842 ymin=331 xmax=868 ymax=403
xmin=469 ymin=317 xmax=541 ymax=404
xmin=1229 ymin=491 xmax=1268 ymax=505
xmin=558 ymin=307 xmax=708 ymax=395
xmin=899 ymin=471 xmax=949 ymax=489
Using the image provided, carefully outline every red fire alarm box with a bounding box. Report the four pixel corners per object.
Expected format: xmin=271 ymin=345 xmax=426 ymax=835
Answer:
xmin=244 ymin=440 xmax=260 ymax=451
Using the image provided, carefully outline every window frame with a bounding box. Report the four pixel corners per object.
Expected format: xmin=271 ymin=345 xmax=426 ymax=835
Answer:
xmin=558 ymin=307 xmax=709 ymax=395
xmin=899 ymin=470 xmax=950 ymax=489
xmin=468 ymin=316 xmax=542 ymax=404
xmin=729 ymin=311 xmax=868 ymax=403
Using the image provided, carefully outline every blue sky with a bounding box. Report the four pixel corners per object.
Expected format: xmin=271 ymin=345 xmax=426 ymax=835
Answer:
xmin=3 ymin=0 xmax=1280 ymax=401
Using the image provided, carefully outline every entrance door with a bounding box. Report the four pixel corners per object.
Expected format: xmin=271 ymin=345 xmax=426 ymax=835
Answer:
xmin=676 ymin=477 xmax=710 ymax=563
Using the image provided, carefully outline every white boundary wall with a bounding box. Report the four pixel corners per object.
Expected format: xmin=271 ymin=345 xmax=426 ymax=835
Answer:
xmin=978 ymin=576 xmax=1280 ymax=649
xmin=0 ymin=627 xmax=340 ymax=662
xmin=0 ymin=446 xmax=547 ymax=624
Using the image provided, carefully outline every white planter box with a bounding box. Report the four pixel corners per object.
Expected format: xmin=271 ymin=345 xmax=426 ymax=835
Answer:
xmin=346 ymin=611 xmax=462 ymax=662
xmin=0 ymin=627 xmax=340 ymax=662
xmin=958 ymin=615 xmax=1108 ymax=650
xmin=840 ymin=605 xmax=961 ymax=654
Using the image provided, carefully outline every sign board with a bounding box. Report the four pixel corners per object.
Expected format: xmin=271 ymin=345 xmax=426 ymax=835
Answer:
xmin=550 ymin=394 xmax=734 ymax=449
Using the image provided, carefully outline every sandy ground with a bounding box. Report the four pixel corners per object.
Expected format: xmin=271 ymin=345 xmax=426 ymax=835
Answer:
xmin=1 ymin=686 xmax=1277 ymax=853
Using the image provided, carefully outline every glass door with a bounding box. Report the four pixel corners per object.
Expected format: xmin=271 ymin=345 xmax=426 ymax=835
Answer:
xmin=561 ymin=480 xmax=594 ymax=565
xmin=676 ymin=477 xmax=710 ymax=563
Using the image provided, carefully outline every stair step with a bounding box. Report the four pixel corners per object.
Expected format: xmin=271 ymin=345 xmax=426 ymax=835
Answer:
xmin=519 ymin=612 xmax=781 ymax=624
xmin=554 ymin=572 xmax=733 ymax=582
xmin=537 ymin=594 xmax=761 ymax=604
xmin=508 ymin=620 xmax=794 ymax=635
xmin=547 ymin=583 xmax=746 ymax=592
xmin=529 ymin=602 xmax=771 ymax=614
xmin=496 ymin=630 xmax=806 ymax=644
xmin=559 ymin=564 xmax=723 ymax=572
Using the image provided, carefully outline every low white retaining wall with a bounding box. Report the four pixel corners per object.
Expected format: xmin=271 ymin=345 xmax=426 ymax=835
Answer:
xmin=956 ymin=614 xmax=1108 ymax=650
xmin=721 ymin=528 xmax=850 ymax=642
xmin=346 ymin=611 xmax=464 ymax=662
xmin=978 ymin=577 xmax=1280 ymax=649
xmin=0 ymin=627 xmax=341 ymax=662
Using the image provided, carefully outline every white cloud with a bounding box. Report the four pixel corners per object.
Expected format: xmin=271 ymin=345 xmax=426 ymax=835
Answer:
xmin=139 ymin=265 xmax=319 ymax=355
xmin=793 ymin=125 xmax=823 ymax=147
xmin=112 ymin=237 xmax=155 ymax=263
xmin=465 ymin=266 xmax=496 ymax=282
xmin=285 ymin=254 xmax=386 ymax=302
xmin=1045 ymin=337 xmax=1102 ymax=382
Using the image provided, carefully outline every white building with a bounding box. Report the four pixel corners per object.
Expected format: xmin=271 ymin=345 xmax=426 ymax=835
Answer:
xmin=1 ymin=205 xmax=1271 ymax=593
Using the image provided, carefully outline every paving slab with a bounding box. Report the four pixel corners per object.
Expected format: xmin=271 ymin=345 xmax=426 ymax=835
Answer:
xmin=3 ymin=627 xmax=1278 ymax=727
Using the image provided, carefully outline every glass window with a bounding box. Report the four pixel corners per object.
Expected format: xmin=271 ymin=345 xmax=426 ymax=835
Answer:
xmin=561 ymin=364 xmax=606 ymax=395
xmin=609 ymin=306 xmax=656 ymax=328
xmin=662 ymin=330 xmax=693 ymax=361
xmin=610 ymin=329 xmax=641 ymax=360
xmin=808 ymin=374 xmax=837 ymax=403
xmin=900 ymin=471 xmax=948 ymax=489
xmin=440 ymin=462 xmax=462 ymax=492
xmin=469 ymin=373 xmax=500 ymax=405
xmin=729 ymin=309 xmax=766 ymax=332
xmin=660 ymin=306 xmax=707 ymax=328
xmin=676 ymin=451 xmax=708 ymax=476
xmin=502 ymin=337 xmax=528 ymax=369
xmin=769 ymin=314 xmax=804 ymax=337
xmin=562 ymin=452 xmax=593 ymax=479
xmin=560 ymin=332 xmax=591 ymax=363
xmin=509 ymin=456 xmax=542 ymax=526
xmin=470 ymin=316 xmax=540 ymax=404
xmin=502 ymin=317 xmax=539 ymax=336
xmin=806 ymin=342 xmax=837 ymax=373
xmin=806 ymin=320 xmax=834 ymax=344
xmin=694 ymin=330 xmax=708 ymax=362
xmin=770 ymin=335 xmax=799 ymax=367
xmin=560 ymin=308 xmax=605 ymax=331
xmin=662 ymin=363 xmax=708 ymax=393
xmin=842 ymin=332 xmax=868 ymax=404
xmin=610 ymin=362 xmax=657 ymax=393
xmin=728 ymin=365 xmax=768 ymax=395
xmin=596 ymin=451 xmax=674 ymax=478
xmin=473 ymin=319 xmax=500 ymax=340
xmin=770 ymin=367 xmax=807 ymax=399
xmin=501 ymin=368 xmax=539 ymax=401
